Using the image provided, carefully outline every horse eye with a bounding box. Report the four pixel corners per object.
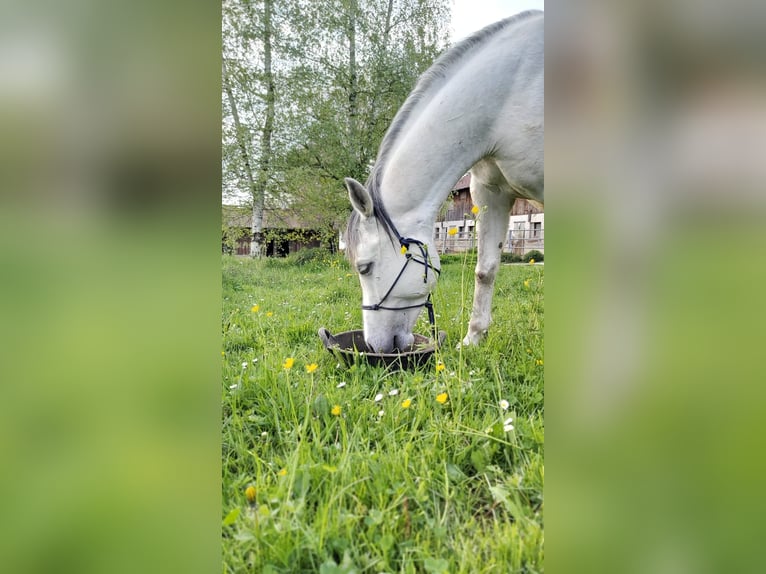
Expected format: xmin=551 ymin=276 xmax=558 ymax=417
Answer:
xmin=357 ymin=262 xmax=372 ymax=275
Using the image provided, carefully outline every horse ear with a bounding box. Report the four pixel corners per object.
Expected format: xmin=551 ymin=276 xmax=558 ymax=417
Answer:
xmin=345 ymin=178 xmax=373 ymax=218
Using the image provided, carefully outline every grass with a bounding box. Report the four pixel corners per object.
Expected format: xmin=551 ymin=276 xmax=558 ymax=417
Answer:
xmin=222 ymin=252 xmax=544 ymax=573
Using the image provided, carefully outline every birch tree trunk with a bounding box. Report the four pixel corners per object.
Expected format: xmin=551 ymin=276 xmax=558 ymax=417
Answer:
xmin=347 ymin=0 xmax=358 ymax=171
xmin=223 ymin=59 xmax=262 ymax=255
xmin=253 ymin=0 xmax=275 ymax=258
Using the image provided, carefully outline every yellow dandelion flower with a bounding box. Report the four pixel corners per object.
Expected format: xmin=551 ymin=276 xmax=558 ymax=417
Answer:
xmin=529 ymin=259 xmax=535 ymax=265
xmin=436 ymin=392 xmax=448 ymax=404
xmin=447 ymin=227 xmax=458 ymax=236
xmin=401 ymin=399 xmax=412 ymax=409
xmin=251 ymin=305 xmax=260 ymax=313
xmin=400 ymin=245 xmax=408 ymax=254
xmin=266 ymin=311 xmax=273 ymax=317
xmin=277 ymin=468 xmax=287 ymax=477
xmin=283 ymin=357 xmax=294 ymax=370
xmin=471 ymin=205 xmax=480 ymax=214
xmin=536 ymin=359 xmax=544 ymax=366
xmin=245 ymin=485 xmax=257 ymax=503
xmin=331 ymin=404 xmax=342 ymax=416
xmin=523 ymin=279 xmax=531 ymax=288
xmin=306 ymin=363 xmax=318 ymax=373
xmin=436 ymin=362 xmax=445 ymax=372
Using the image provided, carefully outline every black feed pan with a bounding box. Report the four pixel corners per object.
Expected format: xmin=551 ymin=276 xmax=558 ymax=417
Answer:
xmin=318 ymin=328 xmax=446 ymax=370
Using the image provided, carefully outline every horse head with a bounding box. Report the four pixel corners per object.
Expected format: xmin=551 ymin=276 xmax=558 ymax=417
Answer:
xmin=344 ymin=178 xmax=440 ymax=354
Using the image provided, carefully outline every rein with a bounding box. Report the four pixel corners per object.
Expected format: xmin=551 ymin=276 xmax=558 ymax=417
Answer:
xmin=361 ymin=231 xmax=441 ymax=340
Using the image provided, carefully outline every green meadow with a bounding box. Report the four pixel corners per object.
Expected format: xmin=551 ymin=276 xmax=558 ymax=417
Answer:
xmin=222 ymin=252 xmax=544 ymax=573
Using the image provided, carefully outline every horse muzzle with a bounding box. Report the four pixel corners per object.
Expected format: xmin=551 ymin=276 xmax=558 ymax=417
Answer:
xmin=364 ymin=329 xmax=415 ymax=354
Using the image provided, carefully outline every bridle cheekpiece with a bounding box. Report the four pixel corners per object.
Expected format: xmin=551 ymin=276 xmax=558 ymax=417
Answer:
xmin=361 ymin=233 xmax=441 ymax=339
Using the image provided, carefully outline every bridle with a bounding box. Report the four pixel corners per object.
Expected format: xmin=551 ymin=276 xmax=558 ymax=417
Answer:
xmin=361 ymin=233 xmax=441 ymax=338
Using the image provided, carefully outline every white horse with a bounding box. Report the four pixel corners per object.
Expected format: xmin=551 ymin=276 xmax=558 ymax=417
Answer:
xmin=344 ymin=11 xmax=543 ymax=353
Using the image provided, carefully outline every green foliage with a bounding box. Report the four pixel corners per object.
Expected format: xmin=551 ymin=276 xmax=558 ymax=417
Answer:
xmin=523 ymin=250 xmax=544 ymax=263
xmin=441 ymin=251 xmax=535 ymax=265
xmin=437 ymin=253 xmax=466 ymax=264
xmin=285 ymin=247 xmax=348 ymax=270
xmin=222 ymin=207 xmax=251 ymax=254
xmin=439 ymin=249 xmax=477 ymax=265
xmin=222 ymin=254 xmax=544 ymax=572
xmin=221 ymin=223 xmax=249 ymax=255
xmin=285 ymin=246 xmax=326 ymax=265
xmin=501 ymin=252 xmax=523 ymax=264
xmin=223 ymin=0 xmax=452 ymax=228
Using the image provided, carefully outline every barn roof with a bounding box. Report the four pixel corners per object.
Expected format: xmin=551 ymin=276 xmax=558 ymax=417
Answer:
xmin=453 ymin=173 xmax=471 ymax=190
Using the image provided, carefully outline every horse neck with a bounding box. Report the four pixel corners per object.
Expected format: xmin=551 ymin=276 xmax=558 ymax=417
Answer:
xmin=378 ymin=112 xmax=482 ymax=241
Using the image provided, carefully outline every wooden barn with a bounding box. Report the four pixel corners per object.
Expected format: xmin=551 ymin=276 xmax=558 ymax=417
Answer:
xmin=222 ymin=205 xmax=323 ymax=257
xmin=433 ymin=174 xmax=544 ymax=255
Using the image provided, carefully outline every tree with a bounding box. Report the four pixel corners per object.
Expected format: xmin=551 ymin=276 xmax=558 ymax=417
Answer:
xmin=252 ymin=0 xmax=275 ymax=257
xmin=222 ymin=59 xmax=261 ymax=254
xmin=222 ymin=0 xmax=451 ymax=253
xmin=222 ymin=0 xmax=277 ymax=257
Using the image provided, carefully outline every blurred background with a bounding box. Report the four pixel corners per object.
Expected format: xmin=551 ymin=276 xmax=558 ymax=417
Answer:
xmin=2 ymin=0 xmax=766 ymax=571
xmin=0 ymin=1 xmax=221 ymax=572
xmin=546 ymin=0 xmax=766 ymax=572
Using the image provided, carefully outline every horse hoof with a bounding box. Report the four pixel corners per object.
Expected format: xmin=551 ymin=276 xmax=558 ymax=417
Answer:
xmin=460 ymin=330 xmax=486 ymax=348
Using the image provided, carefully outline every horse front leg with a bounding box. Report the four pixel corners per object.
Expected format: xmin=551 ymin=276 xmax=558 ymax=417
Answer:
xmin=462 ymin=186 xmax=513 ymax=347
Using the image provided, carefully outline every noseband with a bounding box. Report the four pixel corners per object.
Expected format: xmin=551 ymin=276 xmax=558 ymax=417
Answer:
xmin=361 ymin=235 xmax=441 ymax=338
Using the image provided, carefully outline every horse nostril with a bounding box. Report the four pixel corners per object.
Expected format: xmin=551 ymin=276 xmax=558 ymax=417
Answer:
xmin=394 ymin=332 xmax=414 ymax=352
xmin=365 ymin=335 xmax=394 ymax=354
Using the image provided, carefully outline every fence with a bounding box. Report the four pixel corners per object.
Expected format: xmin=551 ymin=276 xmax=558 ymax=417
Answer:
xmin=435 ymin=228 xmax=544 ymax=255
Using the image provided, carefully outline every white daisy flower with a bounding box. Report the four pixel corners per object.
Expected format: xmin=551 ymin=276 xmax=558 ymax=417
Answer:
xmin=499 ymin=399 xmax=510 ymax=411
xmin=374 ymin=393 xmax=384 ymax=402
xmin=377 ymin=409 xmax=385 ymax=417
xmin=241 ymin=362 xmax=248 ymax=369
xmin=504 ymin=423 xmax=515 ymax=432
xmin=388 ymin=389 xmax=399 ymax=396
xmin=504 ymin=417 xmax=514 ymax=426
xmin=337 ymin=381 xmax=347 ymax=388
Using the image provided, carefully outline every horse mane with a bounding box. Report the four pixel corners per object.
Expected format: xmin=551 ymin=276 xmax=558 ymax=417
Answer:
xmin=345 ymin=10 xmax=542 ymax=264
